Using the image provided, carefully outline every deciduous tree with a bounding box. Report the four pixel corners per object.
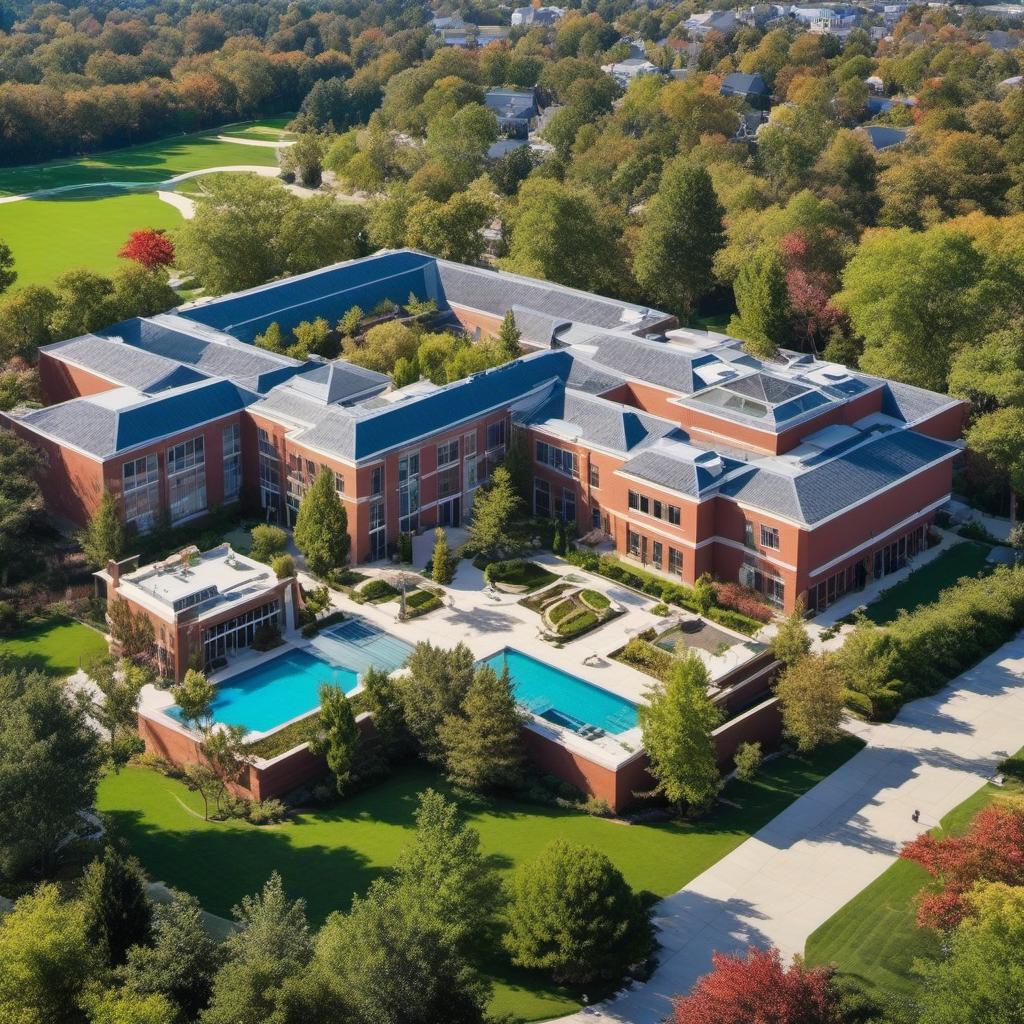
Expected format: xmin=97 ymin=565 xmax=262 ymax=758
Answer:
xmin=776 ymin=654 xmax=846 ymax=751
xmin=170 ymin=669 xmax=214 ymax=731
xmin=729 ymin=247 xmax=794 ymax=359
xmin=0 ymin=237 xmax=16 ymax=295
xmin=770 ymin=601 xmax=812 ymax=667
xmin=310 ymin=684 xmax=359 ymax=794
xmin=80 ymin=490 xmax=125 ymax=569
xmin=81 ymin=845 xmax=153 ymax=967
xmin=119 ymin=229 xmax=175 ymax=270
xmin=87 ymin=656 xmax=148 ymax=771
xmin=0 ymin=428 xmax=44 ymax=586
xmin=466 ymin=466 xmax=521 ymax=562
xmin=497 ymin=310 xmax=522 ymax=361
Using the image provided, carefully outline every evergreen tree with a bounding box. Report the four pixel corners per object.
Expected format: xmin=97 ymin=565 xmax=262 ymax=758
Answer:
xmin=438 ymin=664 xmax=525 ymax=792
xmin=693 ymin=573 xmax=716 ymax=616
xmin=466 ymin=466 xmax=522 ymax=561
xmin=392 ymin=789 xmax=500 ymax=952
xmin=293 ymin=467 xmax=350 ymax=576
xmin=633 ymin=158 xmax=725 ymax=317
xmin=551 ymin=519 xmax=566 ymax=556
xmin=729 ymin=247 xmax=794 ymax=359
xmin=80 ymin=491 xmax=125 ymax=569
xmin=500 ymin=428 xmax=532 ymax=505
xmin=431 ymin=527 xmax=457 ymax=585
xmin=359 ymin=666 xmax=408 ymax=758
xmin=81 ymin=845 xmax=153 ymax=967
xmin=771 ymin=601 xmax=812 ymax=667
xmin=309 ymin=684 xmax=359 ymax=794
xmin=505 ymin=840 xmax=653 ymax=984
xmin=87 ymin=656 xmax=148 ymax=771
xmin=122 ymin=890 xmax=221 ymax=1021
xmin=497 ymin=310 xmax=522 ymax=360
xmin=638 ymin=652 xmax=724 ymax=812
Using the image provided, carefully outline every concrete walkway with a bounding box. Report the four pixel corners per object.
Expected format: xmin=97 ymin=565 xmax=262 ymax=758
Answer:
xmin=552 ymin=635 xmax=1024 ymax=1024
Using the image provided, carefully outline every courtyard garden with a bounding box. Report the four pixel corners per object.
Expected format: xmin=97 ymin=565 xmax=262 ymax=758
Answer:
xmin=483 ymin=558 xmax=558 ymax=593
xmin=519 ymin=581 xmax=621 ymax=641
xmin=98 ymin=735 xmax=864 ymax=1022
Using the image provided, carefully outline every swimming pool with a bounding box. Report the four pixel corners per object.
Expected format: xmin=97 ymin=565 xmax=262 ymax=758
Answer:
xmin=169 ymin=649 xmax=358 ymax=733
xmin=481 ymin=648 xmax=638 ymax=735
xmin=312 ymin=618 xmax=414 ymax=675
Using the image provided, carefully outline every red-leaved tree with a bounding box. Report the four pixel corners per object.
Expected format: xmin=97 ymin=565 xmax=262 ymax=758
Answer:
xmin=119 ymin=228 xmax=175 ymax=270
xmin=778 ymin=231 xmax=844 ymax=353
xmin=900 ymin=801 xmax=1024 ymax=930
xmin=674 ymin=946 xmax=844 ymax=1024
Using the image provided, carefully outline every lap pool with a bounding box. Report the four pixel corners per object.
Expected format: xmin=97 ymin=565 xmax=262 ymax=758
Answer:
xmin=481 ymin=648 xmax=638 ymax=735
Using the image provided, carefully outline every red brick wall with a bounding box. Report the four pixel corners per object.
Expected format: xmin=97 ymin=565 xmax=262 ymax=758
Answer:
xmin=39 ymin=353 xmax=121 ymax=404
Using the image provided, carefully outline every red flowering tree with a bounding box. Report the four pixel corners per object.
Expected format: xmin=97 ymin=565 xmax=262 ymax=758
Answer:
xmin=778 ymin=231 xmax=844 ymax=352
xmin=674 ymin=946 xmax=844 ymax=1024
xmin=118 ymin=228 xmax=175 ymax=270
xmin=900 ymin=801 xmax=1024 ymax=930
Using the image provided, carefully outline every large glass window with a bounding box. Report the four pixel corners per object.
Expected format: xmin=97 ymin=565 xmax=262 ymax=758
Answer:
xmin=533 ymin=477 xmax=550 ymax=518
xmin=486 ymin=419 xmax=506 ymax=451
xmin=559 ymin=487 xmax=576 ymax=524
xmin=669 ymin=548 xmax=682 ymax=575
xmin=437 ymin=439 xmax=459 ymax=467
xmin=258 ymin=428 xmax=280 ymax=515
xmin=368 ymin=499 xmax=386 ymax=561
xmin=122 ymin=454 xmax=160 ymax=530
xmin=760 ymin=525 xmax=780 ymax=550
xmin=535 ymin=440 xmax=578 ymax=477
xmin=223 ymin=424 xmax=241 ymax=502
xmin=398 ymin=452 xmax=420 ymax=534
xmin=203 ymin=599 xmax=280 ymax=663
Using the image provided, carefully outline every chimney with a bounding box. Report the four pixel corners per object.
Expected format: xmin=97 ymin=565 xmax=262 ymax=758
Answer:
xmin=107 ymin=559 xmax=121 ymax=589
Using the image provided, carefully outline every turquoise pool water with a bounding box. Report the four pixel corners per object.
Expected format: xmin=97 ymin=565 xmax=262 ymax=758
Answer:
xmin=481 ymin=648 xmax=638 ymax=735
xmin=170 ymin=649 xmax=358 ymax=733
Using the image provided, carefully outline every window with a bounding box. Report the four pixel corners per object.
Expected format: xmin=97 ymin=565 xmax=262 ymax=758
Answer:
xmin=464 ymin=431 xmax=477 ymax=457
xmin=651 ymin=541 xmax=663 ymax=569
xmin=652 ymin=499 xmax=663 ymax=520
xmin=203 ymin=599 xmax=281 ymax=663
xmin=398 ymin=452 xmax=420 ymax=534
xmin=437 ymin=466 xmax=460 ymax=498
xmin=668 ymin=505 xmax=681 ymax=527
xmin=669 ymin=548 xmax=682 ymax=575
xmin=166 ymin=436 xmax=207 ymax=522
xmin=437 ymin=439 xmax=459 ymax=467
xmin=760 ymin=525 xmax=780 ymax=550
xmin=369 ymin=500 xmax=385 ymax=531
xmin=627 ymin=530 xmax=641 ymax=558
xmin=628 ymin=490 xmax=650 ymax=515
xmin=535 ymin=440 xmax=578 ymax=477
xmin=744 ymin=521 xmax=756 ymax=548
xmin=534 ymin=477 xmax=550 ymax=518
xmin=486 ymin=420 xmax=506 ymax=451
xmin=122 ymin=454 xmax=160 ymax=530
xmin=560 ymin=488 xmax=576 ymax=524
xmin=589 ymin=463 xmax=600 ymax=488
xmin=257 ymin=428 xmax=280 ymax=515
xmin=370 ymin=466 xmax=382 ymax=496
xmin=257 ymin=428 xmax=276 ymax=458
xmin=740 ymin=556 xmax=784 ymax=608
xmin=591 ymin=505 xmax=601 ymax=529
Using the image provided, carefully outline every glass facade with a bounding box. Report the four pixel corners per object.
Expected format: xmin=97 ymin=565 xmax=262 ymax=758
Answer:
xmin=203 ymin=599 xmax=281 ymax=663
xmin=167 ymin=436 xmax=207 ymax=523
xmin=122 ymin=454 xmax=160 ymax=530
xmin=223 ymin=424 xmax=241 ymax=502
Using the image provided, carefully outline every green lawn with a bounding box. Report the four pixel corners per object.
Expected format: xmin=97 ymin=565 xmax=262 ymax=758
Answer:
xmin=805 ymin=752 xmax=1024 ymax=997
xmin=1 ymin=192 xmax=183 ymax=289
xmin=99 ymin=736 xmax=861 ymax=1021
xmin=0 ymin=615 xmax=107 ymax=676
xmin=864 ymin=542 xmax=992 ymax=624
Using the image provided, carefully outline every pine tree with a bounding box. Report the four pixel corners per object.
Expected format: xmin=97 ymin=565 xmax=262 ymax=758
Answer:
xmin=771 ymin=600 xmax=812 ymax=667
xmin=81 ymin=845 xmax=153 ymax=967
xmin=294 ymin=467 xmax=350 ymax=576
xmin=729 ymin=247 xmax=794 ymax=359
xmin=310 ymin=684 xmax=359 ymax=794
xmin=497 ymin=310 xmax=522 ymax=360
xmin=466 ymin=466 xmax=522 ymax=561
xmin=633 ymin=158 xmax=725 ymax=317
xmin=500 ymin=429 xmax=532 ymax=505
xmin=551 ymin=519 xmax=566 ymax=556
xmin=431 ymin=527 xmax=457 ymax=585
xmin=638 ymin=651 xmax=724 ymax=812
xmin=438 ymin=664 xmax=525 ymax=791
xmin=80 ymin=491 xmax=125 ymax=569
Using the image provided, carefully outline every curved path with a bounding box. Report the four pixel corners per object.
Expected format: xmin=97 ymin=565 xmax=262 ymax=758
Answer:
xmin=214 ymin=134 xmax=294 ymax=148
xmin=553 ymin=636 xmax=1024 ymax=1023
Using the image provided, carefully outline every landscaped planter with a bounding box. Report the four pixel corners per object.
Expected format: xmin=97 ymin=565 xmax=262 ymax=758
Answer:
xmin=493 ymin=580 xmax=531 ymax=594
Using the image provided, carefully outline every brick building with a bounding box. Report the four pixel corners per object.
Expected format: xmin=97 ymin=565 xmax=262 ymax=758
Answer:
xmin=2 ymin=249 xmax=966 ymax=615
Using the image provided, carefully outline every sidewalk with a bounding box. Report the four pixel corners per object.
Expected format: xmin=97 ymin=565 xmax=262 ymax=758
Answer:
xmin=551 ymin=635 xmax=1024 ymax=1024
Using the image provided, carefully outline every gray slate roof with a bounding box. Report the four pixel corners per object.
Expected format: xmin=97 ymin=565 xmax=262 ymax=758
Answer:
xmin=40 ymin=336 xmax=207 ymax=393
xmin=287 ymin=361 xmax=390 ymax=405
xmin=720 ymin=430 xmax=957 ymax=525
xmin=579 ymin=334 xmax=715 ymax=394
xmin=879 ymin=379 xmax=959 ymax=426
xmin=618 ymin=448 xmax=727 ymax=498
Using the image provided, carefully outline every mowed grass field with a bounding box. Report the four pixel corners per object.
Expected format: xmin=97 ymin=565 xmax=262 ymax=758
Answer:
xmin=805 ymin=749 xmax=1024 ymax=997
xmin=99 ymin=737 xmax=863 ymax=1021
xmin=0 ymin=615 xmax=107 ymax=676
xmin=0 ymin=123 xmax=289 ymax=288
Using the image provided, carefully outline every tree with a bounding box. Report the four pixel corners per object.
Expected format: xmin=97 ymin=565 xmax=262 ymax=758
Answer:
xmin=81 ymin=845 xmax=153 ymax=967
xmin=392 ymin=789 xmax=500 ymax=952
xmin=203 ymin=873 xmax=313 ymax=1024
xmin=0 ymin=669 xmax=102 ymax=879
xmin=431 ymin=526 xmax=457 ymax=585
xmin=314 ymin=877 xmax=490 ymax=1024
xmin=359 ymin=666 xmax=408 ymax=759
xmin=344 ymin=320 xmax=418 ymax=374
xmin=0 ymin=884 xmax=97 ymax=1024
xmin=87 ymin=656 xmax=148 ymax=771
xmin=119 ymin=229 xmax=175 ymax=270
xmin=505 ymin=840 xmax=652 ymax=984
xmin=282 ymin=131 xmax=327 ymax=188
xmin=672 ymin=946 xmax=848 ymax=1024
xmin=309 ymin=684 xmax=359 ymax=794
xmin=80 ymin=490 xmax=125 ymax=569
xmin=501 ymin=428 xmax=532 ymax=504
xmin=170 ymin=669 xmax=214 ymax=732
xmin=294 ymin=467 xmax=350 ymax=576
xmin=466 ymin=466 xmax=522 ymax=562
xmin=404 ymin=192 xmax=493 ymax=264
xmin=771 ymin=601 xmax=812 ymax=667
xmin=900 ymin=801 xmax=1024 ymax=931
xmin=693 ymin=573 xmax=716 ymax=617
xmin=497 ymin=310 xmax=521 ymax=361
xmin=733 ymin=741 xmax=763 ymax=781
xmin=776 ymin=654 xmax=846 ymax=752
xmin=122 ymin=889 xmax=221 ymax=1022
xmin=634 ymin=158 xmax=725 ymax=317
xmin=439 ymin=663 xmax=525 ymax=792
xmin=0 ymin=285 xmax=57 ymax=361
xmin=249 ymin=524 xmax=286 ymax=563
xmin=0 ymin=237 xmax=16 ymax=294
xmin=396 ymin=641 xmax=476 ymax=763
xmin=182 ymin=762 xmax=222 ymax=822
xmin=915 ymin=882 xmax=1024 ymax=1024
xmin=277 ymin=196 xmax=364 ymax=277
xmin=836 ymin=227 xmax=988 ymax=392
xmin=271 ymin=553 xmax=294 ymax=580
xmin=85 ymin=988 xmax=177 ymax=1024
xmin=639 ymin=652 xmax=724 ymax=813
xmin=966 ymin=407 xmax=1024 ymax=524
xmin=729 ymin=248 xmax=794 ymax=359
xmin=49 ymin=268 xmax=117 ymax=339
xmin=107 ymin=598 xmax=156 ymax=666
xmin=0 ymin=428 xmax=44 ymax=586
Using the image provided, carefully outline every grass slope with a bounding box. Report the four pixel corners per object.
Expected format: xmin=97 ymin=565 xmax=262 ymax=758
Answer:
xmin=805 ymin=753 xmax=1024 ymax=996
xmin=0 ymin=615 xmax=107 ymax=676
xmin=864 ymin=541 xmax=992 ymax=624
xmin=99 ymin=736 xmax=862 ymax=1022
xmin=2 ymin=192 xmax=183 ymax=289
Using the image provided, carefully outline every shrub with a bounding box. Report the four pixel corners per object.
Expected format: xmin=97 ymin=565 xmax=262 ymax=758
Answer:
xmin=359 ymin=578 xmax=398 ymax=602
xmin=247 ymin=798 xmax=287 ymax=825
xmin=617 ymin=636 xmax=674 ymax=681
xmin=580 ymin=589 xmax=610 ymax=611
xmin=556 ymin=609 xmax=598 ymax=637
xmin=0 ymin=600 xmax=19 ymax=632
xmin=733 ymin=741 xmax=763 ymax=781
xmin=650 ymin=602 xmax=669 ymax=617
xmin=249 ymin=524 xmax=287 ymax=563
xmin=484 ymin=558 xmax=526 ymax=584
xmin=583 ymin=796 xmax=614 ymax=817
xmin=397 ymin=532 xmax=413 ymax=564
xmin=271 ymin=554 xmax=295 ymax=580
xmin=252 ymin=625 xmax=283 ymax=651
xmin=714 ymin=582 xmax=774 ymax=623
xmin=564 ymin=547 xmax=599 ymax=571
xmin=405 ymin=589 xmax=442 ymax=617
xmin=707 ymin=607 xmax=765 ymax=636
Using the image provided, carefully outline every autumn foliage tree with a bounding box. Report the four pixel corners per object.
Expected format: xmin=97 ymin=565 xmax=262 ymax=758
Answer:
xmin=673 ymin=946 xmax=845 ymax=1024
xmin=900 ymin=800 xmax=1024 ymax=930
xmin=119 ymin=229 xmax=175 ymax=270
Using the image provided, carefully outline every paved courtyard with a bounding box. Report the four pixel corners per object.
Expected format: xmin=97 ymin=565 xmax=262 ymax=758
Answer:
xmin=551 ymin=635 xmax=1024 ymax=1024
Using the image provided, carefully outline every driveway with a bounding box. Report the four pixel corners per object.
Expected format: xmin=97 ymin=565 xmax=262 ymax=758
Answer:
xmin=553 ymin=635 xmax=1024 ymax=1023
